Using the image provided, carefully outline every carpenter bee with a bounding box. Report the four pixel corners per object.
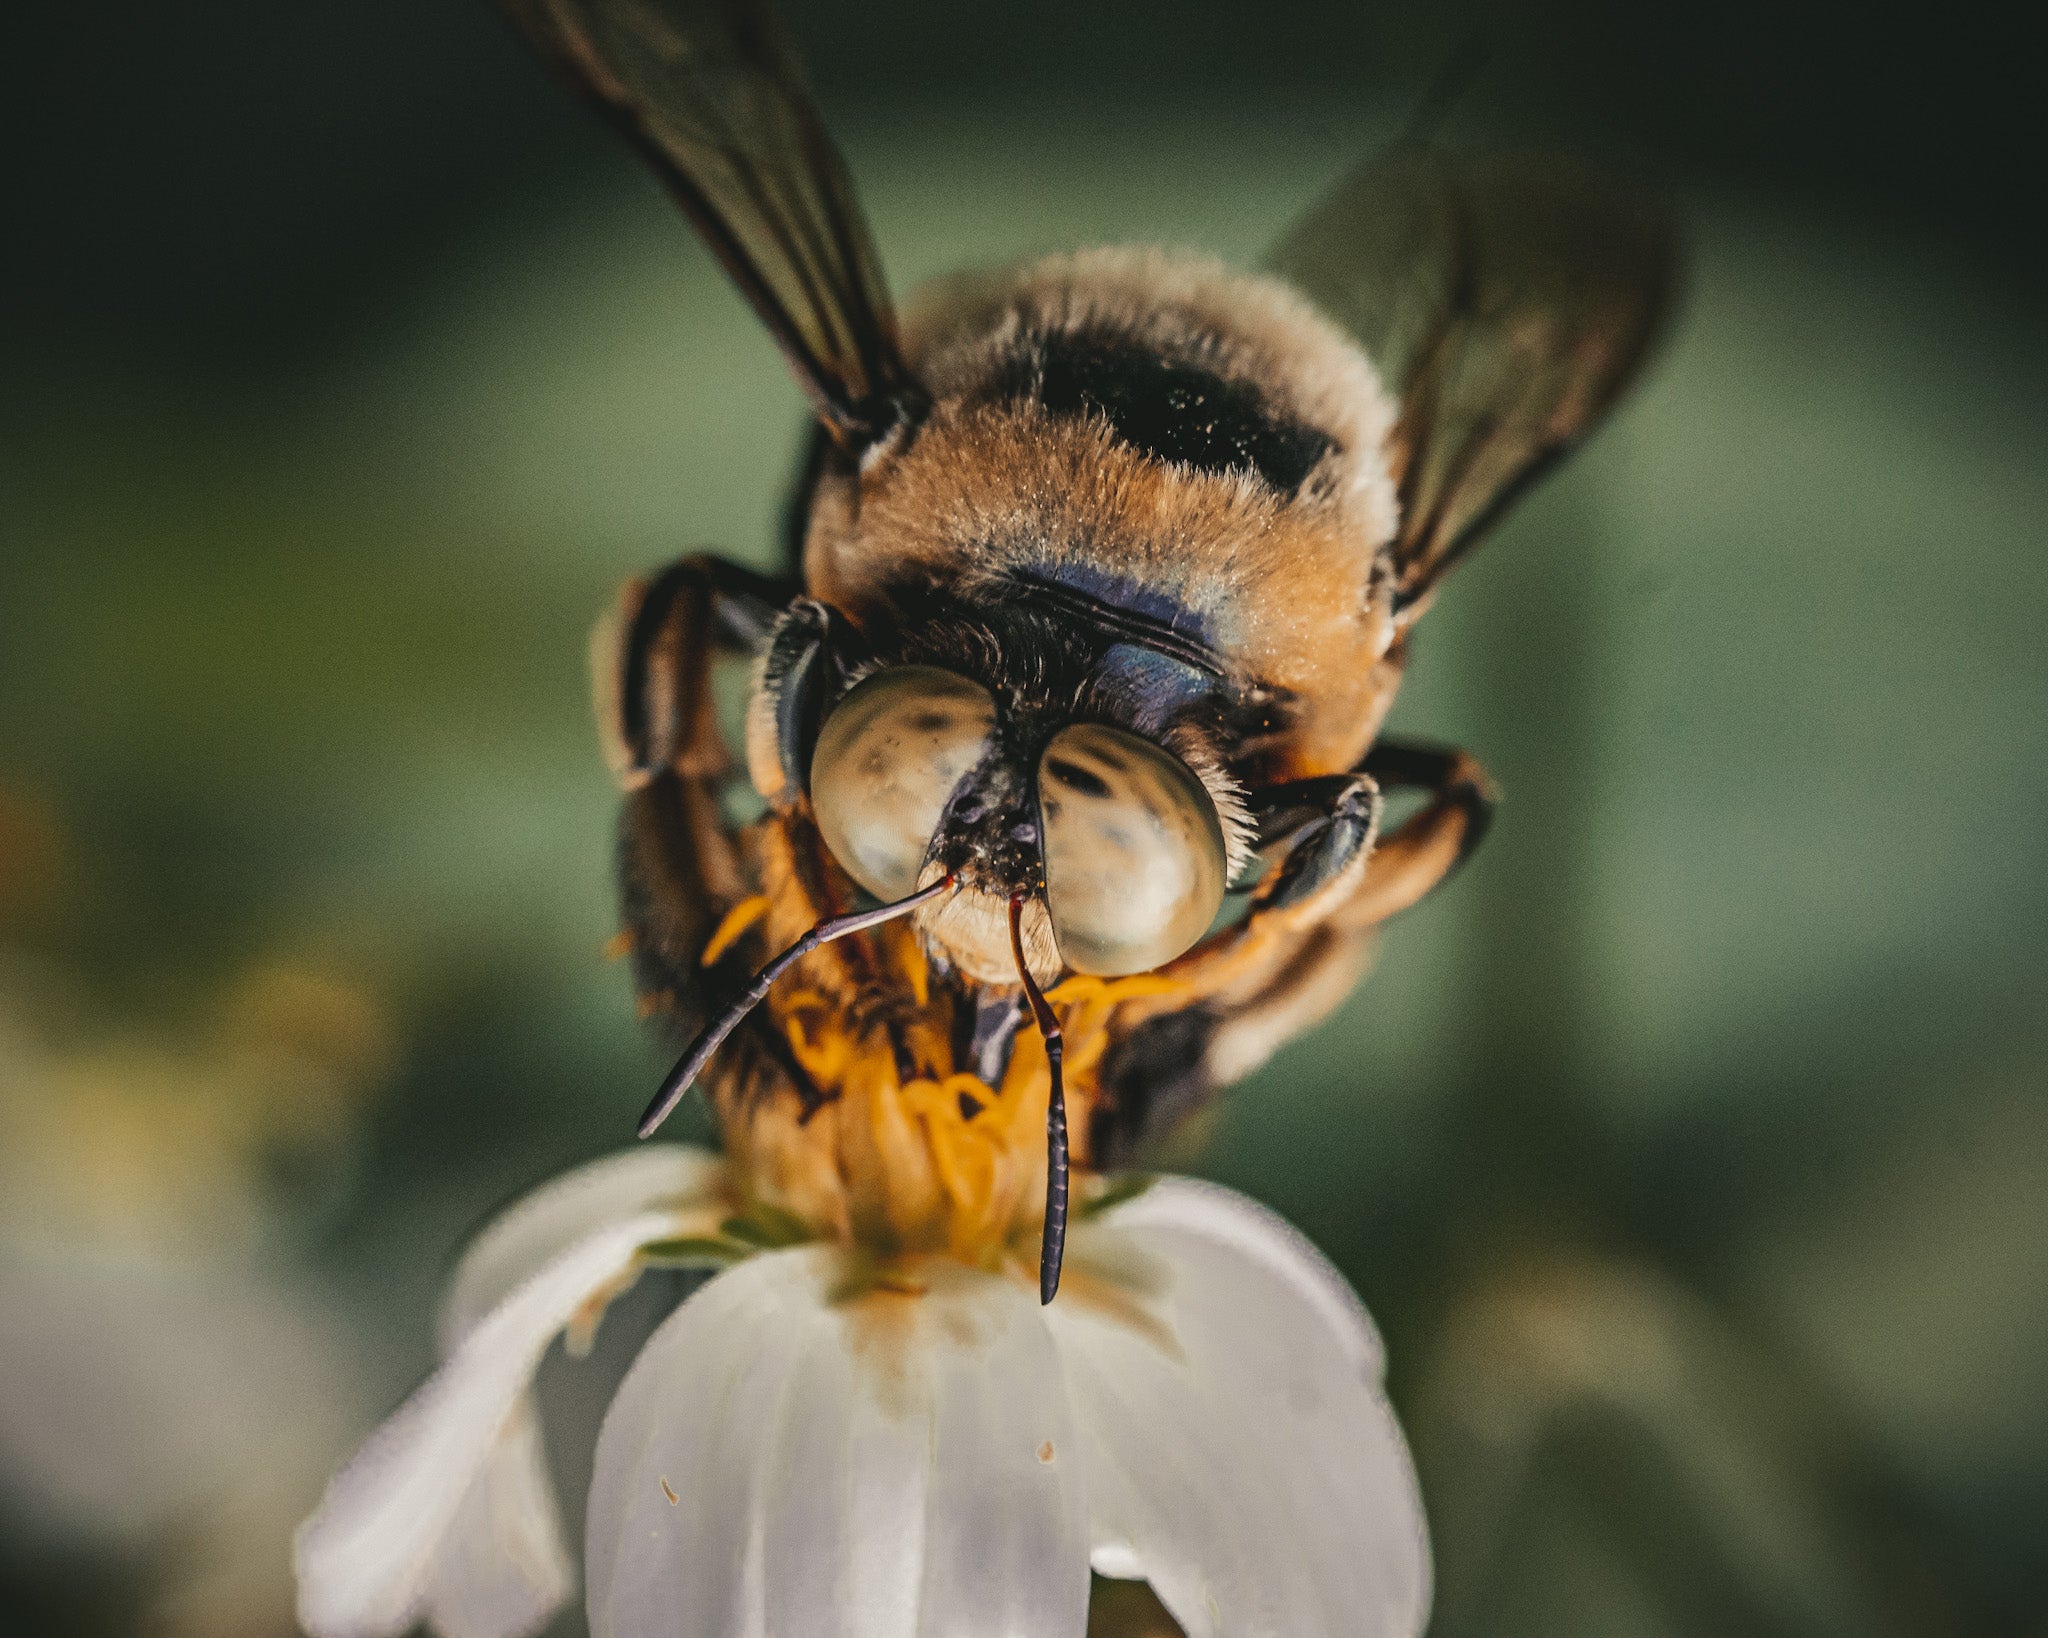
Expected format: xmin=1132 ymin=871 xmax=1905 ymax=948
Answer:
xmin=502 ymin=0 xmax=1675 ymax=1300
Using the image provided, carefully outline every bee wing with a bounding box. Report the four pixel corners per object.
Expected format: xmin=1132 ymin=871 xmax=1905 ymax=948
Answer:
xmin=1268 ymin=149 xmax=1677 ymax=612
xmin=501 ymin=0 xmax=916 ymax=440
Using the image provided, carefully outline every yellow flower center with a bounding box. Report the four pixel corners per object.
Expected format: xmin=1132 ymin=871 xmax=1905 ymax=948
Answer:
xmin=699 ymin=823 xmax=1183 ymax=1266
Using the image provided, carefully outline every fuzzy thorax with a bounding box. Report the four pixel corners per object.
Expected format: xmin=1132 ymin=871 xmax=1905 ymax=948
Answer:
xmin=804 ymin=247 xmax=1406 ymax=779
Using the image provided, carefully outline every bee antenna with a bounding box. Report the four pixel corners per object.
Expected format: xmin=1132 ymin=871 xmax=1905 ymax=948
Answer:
xmin=1009 ymin=893 xmax=1068 ymax=1305
xmin=637 ymin=874 xmax=956 ymax=1140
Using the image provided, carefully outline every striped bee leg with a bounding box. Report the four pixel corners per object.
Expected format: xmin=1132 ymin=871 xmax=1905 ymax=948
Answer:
xmin=593 ymin=554 xmax=794 ymax=790
xmin=1090 ymin=742 xmax=1496 ymax=1158
xmin=595 ymin=555 xmax=796 ymax=1023
xmin=1084 ymin=774 xmax=1383 ymax=1152
xmin=1336 ymin=738 xmax=1497 ymax=932
xmin=1251 ymin=774 xmax=1385 ymax=916
xmin=1243 ymin=740 xmax=1494 ymax=926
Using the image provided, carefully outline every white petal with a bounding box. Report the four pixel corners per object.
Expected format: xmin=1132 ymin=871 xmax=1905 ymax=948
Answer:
xmin=295 ymin=1206 xmax=682 ymax=1638
xmin=1104 ymin=1178 xmax=1385 ymax=1379
xmin=1052 ymin=1179 xmax=1429 ymax=1638
xmin=912 ymin=1282 xmax=1090 ymax=1638
xmin=586 ymin=1247 xmax=816 ymax=1638
xmin=441 ymin=1145 xmax=724 ymax=1346
xmin=402 ymin=1146 xmax=721 ymax=1638
xmin=422 ymin=1398 xmax=572 ymax=1638
xmin=587 ymin=1250 xmax=1091 ymax=1638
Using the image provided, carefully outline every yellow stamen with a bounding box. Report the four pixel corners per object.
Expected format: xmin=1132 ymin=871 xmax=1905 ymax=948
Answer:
xmin=902 ymin=1075 xmax=1004 ymax=1214
xmin=889 ymin=920 xmax=931 ymax=1006
xmin=699 ymin=895 xmax=773 ymax=967
xmin=700 ymin=815 xmax=1185 ymax=1271
xmin=785 ymin=1011 xmax=854 ymax=1084
xmin=1045 ymin=972 xmax=1186 ymax=1007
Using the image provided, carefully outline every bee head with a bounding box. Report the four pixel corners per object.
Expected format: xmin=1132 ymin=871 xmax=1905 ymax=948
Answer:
xmin=801 ymin=650 xmax=1238 ymax=989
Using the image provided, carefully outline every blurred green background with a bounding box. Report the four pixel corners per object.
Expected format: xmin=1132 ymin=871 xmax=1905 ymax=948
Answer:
xmin=3 ymin=2 xmax=2044 ymax=1634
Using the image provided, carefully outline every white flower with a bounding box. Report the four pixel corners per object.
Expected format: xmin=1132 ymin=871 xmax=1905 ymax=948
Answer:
xmin=295 ymin=1147 xmax=1429 ymax=1638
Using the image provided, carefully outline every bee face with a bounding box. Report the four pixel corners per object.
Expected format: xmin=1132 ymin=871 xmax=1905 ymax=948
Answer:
xmin=802 ymin=640 xmax=1236 ymax=986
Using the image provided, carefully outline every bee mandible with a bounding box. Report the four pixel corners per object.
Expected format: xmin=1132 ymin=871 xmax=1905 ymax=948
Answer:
xmin=501 ymin=0 xmax=1676 ymax=1301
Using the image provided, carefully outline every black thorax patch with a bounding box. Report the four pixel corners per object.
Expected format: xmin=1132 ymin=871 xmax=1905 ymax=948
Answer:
xmin=983 ymin=329 xmax=1334 ymax=493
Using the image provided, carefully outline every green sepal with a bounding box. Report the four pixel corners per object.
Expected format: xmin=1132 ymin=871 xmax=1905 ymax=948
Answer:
xmin=719 ymin=1200 xmax=815 ymax=1248
xmin=638 ymin=1234 xmax=753 ymax=1269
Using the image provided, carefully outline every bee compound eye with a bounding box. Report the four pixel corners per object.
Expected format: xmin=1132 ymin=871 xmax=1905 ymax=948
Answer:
xmin=809 ymin=667 xmax=997 ymax=901
xmin=1038 ymin=722 xmax=1227 ymax=977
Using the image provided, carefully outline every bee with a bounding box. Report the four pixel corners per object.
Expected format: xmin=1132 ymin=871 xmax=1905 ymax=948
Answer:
xmin=503 ymin=0 xmax=1675 ymax=1300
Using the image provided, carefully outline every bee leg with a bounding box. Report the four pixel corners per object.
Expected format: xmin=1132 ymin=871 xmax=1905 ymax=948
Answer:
xmin=604 ymin=555 xmax=790 ymax=1035
xmin=1095 ymin=745 xmax=1496 ymax=1156
xmin=1339 ymin=738 xmax=1497 ymax=929
xmin=1250 ymin=774 xmax=1384 ymax=914
xmin=1245 ymin=738 xmax=1495 ymax=925
xmin=595 ymin=553 xmax=796 ymax=789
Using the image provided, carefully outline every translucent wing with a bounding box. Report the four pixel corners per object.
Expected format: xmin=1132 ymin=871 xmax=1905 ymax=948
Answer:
xmin=1268 ymin=149 xmax=1677 ymax=613
xmin=501 ymin=0 xmax=916 ymax=439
